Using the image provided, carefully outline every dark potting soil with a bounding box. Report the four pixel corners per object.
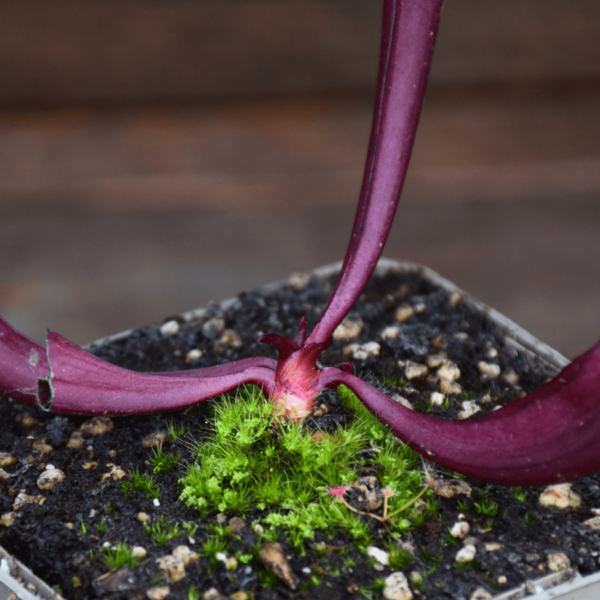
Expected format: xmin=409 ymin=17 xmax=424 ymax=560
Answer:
xmin=1 ymin=268 xmax=600 ymax=600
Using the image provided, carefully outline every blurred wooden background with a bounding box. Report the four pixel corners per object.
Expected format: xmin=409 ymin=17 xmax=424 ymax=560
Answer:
xmin=1 ymin=0 xmax=599 ymax=358
xmin=2 ymin=0 xmax=600 ymax=104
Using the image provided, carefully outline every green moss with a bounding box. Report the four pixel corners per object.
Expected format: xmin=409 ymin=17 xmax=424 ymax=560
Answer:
xmin=122 ymin=468 xmax=161 ymax=500
xmin=460 ymin=390 xmax=477 ymax=401
xmin=441 ymin=397 xmax=454 ymax=410
xmin=511 ymin=487 xmax=528 ymax=503
xmin=166 ymin=420 xmax=190 ymax=442
xmin=95 ymin=517 xmax=108 ymax=535
xmin=143 ymin=516 xmax=181 ymax=544
xmin=387 ymin=546 xmax=413 ymax=570
xmin=379 ymin=372 xmax=410 ymax=388
xmin=102 ymin=541 xmax=142 ymax=569
xmin=371 ymin=577 xmax=386 ymax=593
xmin=202 ymin=534 xmax=229 ymax=567
xmin=182 ymin=521 xmax=198 ymax=537
xmin=474 ymin=489 xmax=498 ymax=518
xmin=412 ymin=571 xmax=429 ymax=593
xmin=179 ymin=384 xmax=430 ymax=551
xmin=150 ymin=445 xmax=182 ymax=474
xmin=420 ymin=548 xmax=443 ymax=564
xmin=260 ymin=568 xmax=287 ymax=589
xmin=441 ymin=529 xmax=458 ymax=547
xmin=410 ymin=497 xmax=439 ymax=528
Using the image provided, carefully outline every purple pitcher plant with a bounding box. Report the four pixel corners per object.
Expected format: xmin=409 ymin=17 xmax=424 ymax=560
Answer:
xmin=2 ymin=0 xmax=600 ymax=487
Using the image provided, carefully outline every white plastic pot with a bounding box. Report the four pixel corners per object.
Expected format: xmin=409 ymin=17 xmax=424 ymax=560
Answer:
xmin=0 ymin=544 xmax=63 ymax=600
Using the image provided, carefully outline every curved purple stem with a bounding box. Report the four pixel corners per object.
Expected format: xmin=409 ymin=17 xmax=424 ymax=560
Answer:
xmin=40 ymin=332 xmax=276 ymax=416
xmin=0 ymin=314 xmax=277 ymax=414
xmin=334 ymin=341 xmax=600 ymax=486
xmin=308 ymin=0 xmax=444 ymax=345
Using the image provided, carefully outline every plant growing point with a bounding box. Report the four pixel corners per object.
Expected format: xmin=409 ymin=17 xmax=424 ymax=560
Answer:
xmin=1 ymin=0 xmax=600 ymax=486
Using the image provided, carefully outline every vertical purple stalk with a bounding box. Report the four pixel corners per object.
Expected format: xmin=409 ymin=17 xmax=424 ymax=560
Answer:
xmin=308 ymin=0 xmax=445 ymax=345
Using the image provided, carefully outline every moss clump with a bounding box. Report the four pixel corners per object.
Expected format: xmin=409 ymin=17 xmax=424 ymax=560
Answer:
xmin=121 ymin=467 xmax=161 ymax=500
xmin=143 ymin=515 xmax=181 ymax=545
xmin=179 ymin=385 xmax=433 ymax=550
xmin=102 ymin=541 xmax=142 ymax=569
xmin=150 ymin=445 xmax=182 ymax=474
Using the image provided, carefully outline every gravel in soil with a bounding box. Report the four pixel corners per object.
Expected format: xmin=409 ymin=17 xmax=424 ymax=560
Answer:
xmin=2 ymin=269 xmax=600 ymax=600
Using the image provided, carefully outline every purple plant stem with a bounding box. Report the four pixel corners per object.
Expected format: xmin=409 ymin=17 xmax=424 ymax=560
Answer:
xmin=41 ymin=332 xmax=276 ymax=415
xmin=0 ymin=313 xmax=277 ymax=411
xmin=333 ymin=341 xmax=600 ymax=485
xmin=308 ymin=0 xmax=444 ymax=345
xmin=157 ymin=357 xmax=277 ymax=378
xmin=0 ymin=315 xmax=47 ymax=404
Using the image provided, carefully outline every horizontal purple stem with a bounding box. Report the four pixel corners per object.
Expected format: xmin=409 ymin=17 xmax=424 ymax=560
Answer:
xmin=0 ymin=314 xmax=277 ymax=414
xmin=334 ymin=341 xmax=600 ymax=486
xmin=41 ymin=332 xmax=276 ymax=416
xmin=157 ymin=356 xmax=277 ymax=378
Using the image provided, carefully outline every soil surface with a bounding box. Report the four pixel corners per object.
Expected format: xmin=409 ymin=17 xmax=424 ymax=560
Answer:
xmin=1 ymin=269 xmax=600 ymax=600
